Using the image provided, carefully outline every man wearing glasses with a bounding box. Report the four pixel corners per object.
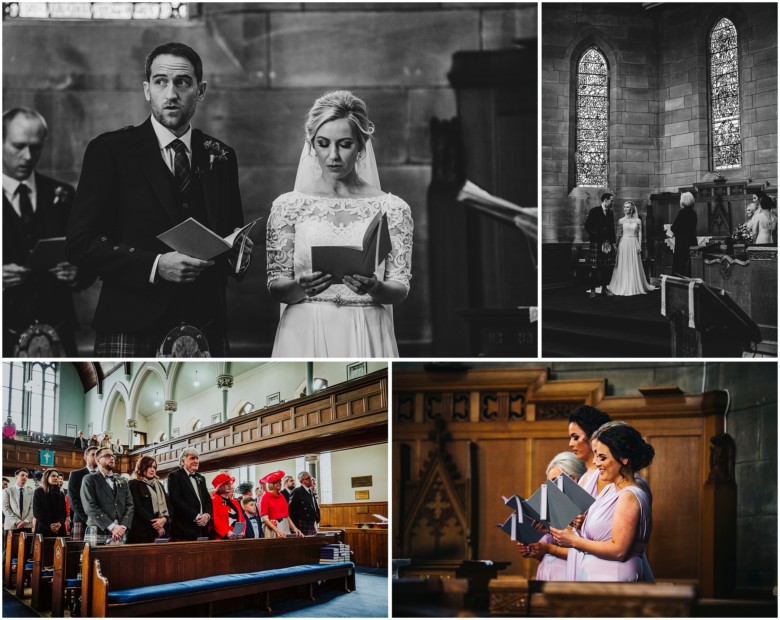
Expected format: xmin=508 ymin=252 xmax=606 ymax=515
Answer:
xmin=288 ymin=472 xmax=320 ymax=536
xmin=80 ymin=447 xmax=134 ymax=542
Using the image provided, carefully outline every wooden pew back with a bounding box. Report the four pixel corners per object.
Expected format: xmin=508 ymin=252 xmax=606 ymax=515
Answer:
xmin=15 ymin=531 xmax=32 ymax=597
xmin=4 ymin=530 xmax=19 ymax=585
xmin=52 ymin=538 xmax=85 ymax=618
xmin=31 ymin=534 xmax=62 ymax=610
xmin=83 ymin=534 xmax=344 ymax=617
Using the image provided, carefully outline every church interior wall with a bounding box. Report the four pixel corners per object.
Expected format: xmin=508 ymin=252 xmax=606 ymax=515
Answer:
xmin=542 ymin=3 xmax=777 ymax=243
xmin=1 ymin=2 xmax=535 ymax=355
xmin=657 ymin=4 xmax=777 ymax=191
xmin=330 ymin=443 xmax=388 ymax=504
xmin=56 ymin=361 xmax=86 ymax=436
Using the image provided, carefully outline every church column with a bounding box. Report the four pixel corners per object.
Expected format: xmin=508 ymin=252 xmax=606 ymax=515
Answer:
xmin=164 ymin=400 xmax=177 ymax=438
xmin=127 ymin=418 xmax=137 ymax=450
xmin=217 ymin=375 xmax=233 ymax=422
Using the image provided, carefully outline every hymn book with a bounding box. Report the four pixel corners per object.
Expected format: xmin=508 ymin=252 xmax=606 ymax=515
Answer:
xmin=25 ymin=237 xmax=67 ymax=270
xmin=157 ymin=216 xmax=263 ymax=264
xmin=310 ymin=210 xmax=392 ymax=283
xmin=525 ymin=479 xmax=584 ymax=530
xmin=495 ymin=494 xmax=545 ymax=545
xmin=551 ymin=473 xmax=596 ymax=514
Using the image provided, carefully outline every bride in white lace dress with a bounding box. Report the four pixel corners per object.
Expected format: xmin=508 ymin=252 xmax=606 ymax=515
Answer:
xmin=607 ymin=201 xmax=655 ymax=296
xmin=266 ymin=91 xmax=413 ymax=357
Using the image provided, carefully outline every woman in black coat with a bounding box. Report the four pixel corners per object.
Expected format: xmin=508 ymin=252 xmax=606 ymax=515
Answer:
xmin=127 ymin=456 xmax=170 ymax=543
xmin=32 ymin=468 xmax=67 ymax=537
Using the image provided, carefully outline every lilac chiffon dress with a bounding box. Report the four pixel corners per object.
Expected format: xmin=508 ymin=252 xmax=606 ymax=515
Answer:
xmin=566 ymin=484 xmax=653 ymax=582
xmin=535 ymin=533 xmax=568 ymax=580
xmin=535 ymin=469 xmax=598 ymax=581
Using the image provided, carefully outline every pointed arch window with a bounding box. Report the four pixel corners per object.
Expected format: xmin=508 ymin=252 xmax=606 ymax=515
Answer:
xmin=709 ymin=18 xmax=741 ymax=170
xmin=576 ymin=47 xmax=609 ymax=186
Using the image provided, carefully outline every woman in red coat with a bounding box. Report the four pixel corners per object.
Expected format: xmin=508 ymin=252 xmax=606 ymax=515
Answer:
xmin=258 ymin=470 xmax=302 ymax=538
xmin=210 ymin=473 xmax=245 ymax=539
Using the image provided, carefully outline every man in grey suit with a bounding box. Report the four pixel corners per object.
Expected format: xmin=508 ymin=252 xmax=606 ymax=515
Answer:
xmin=67 ymin=445 xmax=98 ymax=541
xmin=81 ymin=447 xmax=134 ymax=542
xmin=2 ymin=468 xmax=33 ymax=531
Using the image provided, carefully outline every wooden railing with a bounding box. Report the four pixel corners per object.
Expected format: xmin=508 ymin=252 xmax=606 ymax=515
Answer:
xmin=130 ymin=369 xmax=388 ymax=474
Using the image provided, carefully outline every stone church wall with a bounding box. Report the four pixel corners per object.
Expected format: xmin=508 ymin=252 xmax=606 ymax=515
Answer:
xmin=542 ymin=3 xmax=777 ymax=243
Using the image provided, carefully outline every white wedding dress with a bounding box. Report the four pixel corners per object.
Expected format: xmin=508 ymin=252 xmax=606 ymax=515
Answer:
xmin=267 ymin=191 xmax=413 ymax=357
xmin=607 ymin=218 xmax=655 ymax=296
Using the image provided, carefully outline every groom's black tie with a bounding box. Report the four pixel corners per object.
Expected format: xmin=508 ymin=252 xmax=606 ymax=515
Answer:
xmin=170 ymin=139 xmax=192 ymax=195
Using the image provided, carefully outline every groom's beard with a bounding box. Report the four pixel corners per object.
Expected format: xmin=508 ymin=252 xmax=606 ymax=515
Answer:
xmin=150 ymin=101 xmax=195 ymax=134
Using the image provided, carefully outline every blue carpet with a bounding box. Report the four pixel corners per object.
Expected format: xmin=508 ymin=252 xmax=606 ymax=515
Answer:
xmin=222 ymin=570 xmax=388 ymax=618
xmin=2 ymin=589 xmax=40 ymax=617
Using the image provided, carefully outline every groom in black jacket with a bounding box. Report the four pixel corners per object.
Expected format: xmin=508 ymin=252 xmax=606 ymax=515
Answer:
xmin=66 ymin=42 xmax=251 ymax=357
xmin=584 ymin=192 xmax=616 ymax=298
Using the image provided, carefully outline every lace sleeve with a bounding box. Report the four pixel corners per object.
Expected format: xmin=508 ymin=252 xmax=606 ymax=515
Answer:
xmin=266 ymin=195 xmax=297 ymax=289
xmin=383 ymin=196 xmax=414 ymax=290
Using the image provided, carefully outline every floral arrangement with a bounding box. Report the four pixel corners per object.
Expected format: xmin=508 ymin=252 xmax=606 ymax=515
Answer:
xmin=203 ymin=139 xmax=229 ymax=170
xmin=730 ymin=224 xmax=753 ymax=244
xmin=53 ymin=185 xmax=71 ymax=205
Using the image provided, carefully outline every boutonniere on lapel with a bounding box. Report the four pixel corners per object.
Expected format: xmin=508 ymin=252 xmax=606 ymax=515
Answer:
xmin=114 ymin=477 xmax=126 ymax=488
xmin=201 ymin=139 xmax=229 ymax=173
xmin=53 ymin=185 xmax=71 ymax=206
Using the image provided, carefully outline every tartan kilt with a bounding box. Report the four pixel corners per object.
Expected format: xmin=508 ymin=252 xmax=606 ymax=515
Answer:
xmin=588 ymin=240 xmax=616 ymax=269
xmin=70 ymin=520 xmax=86 ymax=541
xmin=296 ymin=519 xmax=318 ymax=536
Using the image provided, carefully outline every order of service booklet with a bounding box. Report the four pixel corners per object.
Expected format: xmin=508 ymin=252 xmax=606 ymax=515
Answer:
xmin=25 ymin=237 xmax=67 ymax=271
xmin=310 ymin=210 xmax=392 ymax=283
xmin=157 ymin=216 xmax=263 ymax=262
xmin=496 ymin=494 xmax=545 ymax=544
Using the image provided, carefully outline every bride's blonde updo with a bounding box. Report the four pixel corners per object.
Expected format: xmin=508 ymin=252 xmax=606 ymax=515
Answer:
xmin=305 ymin=90 xmax=375 ymax=152
xmin=623 ymin=200 xmax=638 ymax=218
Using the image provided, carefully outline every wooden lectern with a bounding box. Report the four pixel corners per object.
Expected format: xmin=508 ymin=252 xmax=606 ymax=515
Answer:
xmin=660 ymin=275 xmax=762 ymax=356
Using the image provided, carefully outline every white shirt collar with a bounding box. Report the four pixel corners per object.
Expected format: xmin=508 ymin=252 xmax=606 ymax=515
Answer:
xmin=2 ymin=171 xmax=37 ymax=199
xmin=150 ymin=114 xmax=192 ymax=153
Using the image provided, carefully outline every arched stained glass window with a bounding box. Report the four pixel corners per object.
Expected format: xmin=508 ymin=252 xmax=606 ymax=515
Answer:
xmin=576 ymin=47 xmax=609 ymax=186
xmin=709 ymin=18 xmax=741 ymax=170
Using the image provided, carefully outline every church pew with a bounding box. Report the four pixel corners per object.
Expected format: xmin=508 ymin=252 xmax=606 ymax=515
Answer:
xmin=488 ymin=578 xmax=697 ymax=617
xmin=30 ymin=534 xmax=63 ymax=611
xmin=51 ymin=538 xmax=85 ymax=618
xmin=541 ymin=581 xmax=696 ymax=616
xmin=3 ymin=530 xmax=21 ymax=586
xmin=82 ymin=535 xmax=356 ymax=617
xmin=15 ymin=531 xmax=33 ymax=598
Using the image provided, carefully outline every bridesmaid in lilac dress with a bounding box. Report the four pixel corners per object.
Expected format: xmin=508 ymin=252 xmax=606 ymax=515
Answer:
xmin=518 ymin=407 xmax=610 ymax=576
xmin=550 ymin=424 xmax=655 ymax=582
xmin=516 ymin=451 xmax=587 ymax=580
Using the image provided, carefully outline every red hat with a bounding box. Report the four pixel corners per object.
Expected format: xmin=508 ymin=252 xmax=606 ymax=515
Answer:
xmin=212 ymin=473 xmax=235 ymax=489
xmin=260 ymin=470 xmax=285 ymax=484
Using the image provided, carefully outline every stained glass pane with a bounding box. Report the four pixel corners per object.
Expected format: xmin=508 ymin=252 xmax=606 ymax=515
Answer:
xmin=2 ymin=2 xmax=188 ymax=20
xmin=709 ymin=18 xmax=741 ymax=170
xmin=576 ymin=48 xmax=609 ymax=186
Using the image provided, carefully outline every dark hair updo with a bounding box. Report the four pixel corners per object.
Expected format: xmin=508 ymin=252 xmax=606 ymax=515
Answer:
xmin=596 ymin=424 xmax=655 ymax=473
xmin=569 ymin=405 xmax=612 ymax=439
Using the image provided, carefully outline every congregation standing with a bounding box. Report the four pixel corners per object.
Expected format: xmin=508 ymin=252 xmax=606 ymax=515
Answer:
xmin=1 ymin=443 xmax=325 ymax=544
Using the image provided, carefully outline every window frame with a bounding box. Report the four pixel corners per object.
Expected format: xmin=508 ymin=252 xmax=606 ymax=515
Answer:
xmin=707 ymin=16 xmax=743 ymax=172
xmin=575 ymin=46 xmax=610 ymax=188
